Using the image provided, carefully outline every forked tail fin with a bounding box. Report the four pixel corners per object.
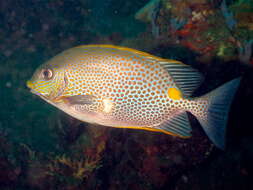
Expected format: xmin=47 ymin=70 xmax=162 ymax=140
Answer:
xmin=195 ymin=78 xmax=241 ymax=149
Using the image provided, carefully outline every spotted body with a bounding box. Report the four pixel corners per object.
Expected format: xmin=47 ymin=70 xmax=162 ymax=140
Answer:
xmin=27 ymin=45 xmax=240 ymax=149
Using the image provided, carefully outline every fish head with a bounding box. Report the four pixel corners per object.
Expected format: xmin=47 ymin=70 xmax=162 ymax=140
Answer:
xmin=26 ymin=62 xmax=66 ymax=101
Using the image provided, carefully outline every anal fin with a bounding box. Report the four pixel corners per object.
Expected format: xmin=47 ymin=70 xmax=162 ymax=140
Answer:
xmin=155 ymin=112 xmax=192 ymax=138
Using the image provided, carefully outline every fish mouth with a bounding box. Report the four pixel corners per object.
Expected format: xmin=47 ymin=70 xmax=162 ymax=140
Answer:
xmin=29 ymin=88 xmax=59 ymax=107
xmin=27 ymin=81 xmax=50 ymax=99
xmin=26 ymin=81 xmax=41 ymax=96
xmin=28 ymin=85 xmax=62 ymax=107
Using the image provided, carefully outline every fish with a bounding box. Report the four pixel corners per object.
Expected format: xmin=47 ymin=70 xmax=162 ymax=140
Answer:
xmin=26 ymin=44 xmax=240 ymax=149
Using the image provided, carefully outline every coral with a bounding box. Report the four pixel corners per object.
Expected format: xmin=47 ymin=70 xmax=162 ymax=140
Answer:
xmin=226 ymin=0 xmax=253 ymax=63
xmin=146 ymin=0 xmax=252 ymax=62
xmin=45 ymin=126 xmax=107 ymax=187
xmin=229 ymin=0 xmax=253 ymax=31
xmin=135 ymin=0 xmax=253 ymax=62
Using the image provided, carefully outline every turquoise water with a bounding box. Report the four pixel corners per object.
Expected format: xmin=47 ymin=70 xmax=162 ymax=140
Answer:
xmin=0 ymin=0 xmax=253 ymax=189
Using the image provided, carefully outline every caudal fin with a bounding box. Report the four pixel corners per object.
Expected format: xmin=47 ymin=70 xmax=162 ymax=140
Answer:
xmin=196 ymin=78 xmax=241 ymax=149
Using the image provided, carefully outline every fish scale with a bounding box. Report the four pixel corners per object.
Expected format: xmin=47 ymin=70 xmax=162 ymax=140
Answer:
xmin=27 ymin=44 xmax=240 ymax=149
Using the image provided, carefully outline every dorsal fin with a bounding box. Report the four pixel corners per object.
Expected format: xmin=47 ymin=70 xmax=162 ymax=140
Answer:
xmin=155 ymin=112 xmax=192 ymax=138
xmin=159 ymin=60 xmax=203 ymax=97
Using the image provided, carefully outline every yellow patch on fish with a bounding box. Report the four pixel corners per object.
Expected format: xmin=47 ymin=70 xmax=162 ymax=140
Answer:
xmin=167 ymin=87 xmax=182 ymax=100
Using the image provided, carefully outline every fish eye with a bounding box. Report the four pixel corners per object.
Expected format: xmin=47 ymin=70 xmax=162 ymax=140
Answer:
xmin=42 ymin=68 xmax=53 ymax=80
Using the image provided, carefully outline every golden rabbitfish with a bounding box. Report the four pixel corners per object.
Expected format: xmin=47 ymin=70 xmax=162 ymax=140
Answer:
xmin=27 ymin=44 xmax=240 ymax=149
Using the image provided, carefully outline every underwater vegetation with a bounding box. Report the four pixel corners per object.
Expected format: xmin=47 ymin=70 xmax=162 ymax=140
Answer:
xmin=0 ymin=123 xmax=106 ymax=189
xmin=0 ymin=0 xmax=253 ymax=189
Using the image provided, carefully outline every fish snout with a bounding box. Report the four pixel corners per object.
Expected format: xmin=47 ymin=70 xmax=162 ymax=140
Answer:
xmin=26 ymin=80 xmax=34 ymax=89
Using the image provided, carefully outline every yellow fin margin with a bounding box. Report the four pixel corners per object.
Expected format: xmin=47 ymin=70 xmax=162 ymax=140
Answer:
xmin=115 ymin=125 xmax=190 ymax=139
xmin=75 ymin=44 xmax=183 ymax=65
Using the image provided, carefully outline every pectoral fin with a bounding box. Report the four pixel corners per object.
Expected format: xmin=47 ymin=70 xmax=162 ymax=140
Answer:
xmin=64 ymin=95 xmax=95 ymax=105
